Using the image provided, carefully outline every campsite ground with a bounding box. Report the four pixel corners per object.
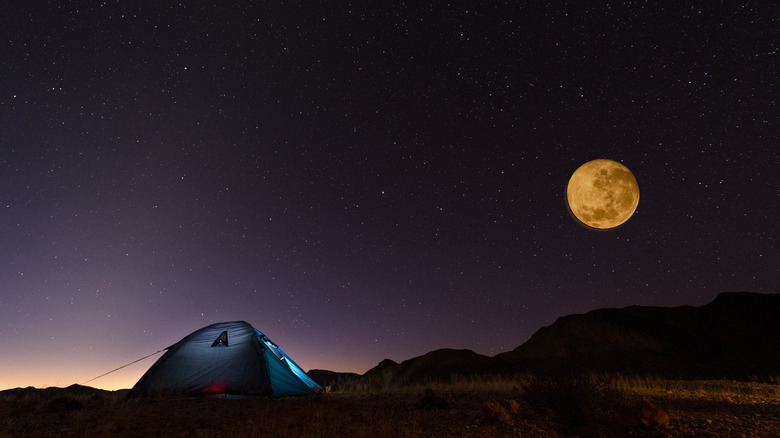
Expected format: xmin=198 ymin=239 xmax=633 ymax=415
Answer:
xmin=1 ymin=376 xmax=779 ymax=437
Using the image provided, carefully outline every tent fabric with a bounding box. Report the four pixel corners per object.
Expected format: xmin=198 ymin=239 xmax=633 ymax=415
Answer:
xmin=258 ymin=331 xmax=322 ymax=392
xmin=127 ymin=321 xmax=321 ymax=397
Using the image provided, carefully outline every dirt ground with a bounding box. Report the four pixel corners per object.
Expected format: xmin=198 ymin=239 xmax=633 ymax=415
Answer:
xmin=1 ymin=383 xmax=779 ymax=437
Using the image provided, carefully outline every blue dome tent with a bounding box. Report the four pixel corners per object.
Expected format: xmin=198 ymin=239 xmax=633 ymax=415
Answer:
xmin=127 ymin=321 xmax=321 ymax=397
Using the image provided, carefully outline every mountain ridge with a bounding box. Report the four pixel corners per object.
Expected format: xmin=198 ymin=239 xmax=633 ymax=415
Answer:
xmin=361 ymin=291 xmax=779 ymax=384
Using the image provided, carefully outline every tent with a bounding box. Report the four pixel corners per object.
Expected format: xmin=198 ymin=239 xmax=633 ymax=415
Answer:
xmin=127 ymin=321 xmax=321 ymax=397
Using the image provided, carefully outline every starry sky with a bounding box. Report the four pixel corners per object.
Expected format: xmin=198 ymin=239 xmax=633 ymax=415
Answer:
xmin=1 ymin=3 xmax=777 ymax=391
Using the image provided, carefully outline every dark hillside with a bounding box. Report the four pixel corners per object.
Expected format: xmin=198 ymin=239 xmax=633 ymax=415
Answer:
xmin=307 ymin=369 xmax=360 ymax=388
xmin=364 ymin=349 xmax=498 ymax=385
xmin=498 ymin=291 xmax=780 ymax=378
xmin=361 ymin=292 xmax=780 ymax=384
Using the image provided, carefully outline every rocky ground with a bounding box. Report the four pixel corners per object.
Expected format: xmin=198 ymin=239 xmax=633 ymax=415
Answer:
xmin=1 ymin=379 xmax=779 ymax=437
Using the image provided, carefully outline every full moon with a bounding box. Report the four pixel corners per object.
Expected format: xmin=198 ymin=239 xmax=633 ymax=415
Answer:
xmin=566 ymin=159 xmax=640 ymax=230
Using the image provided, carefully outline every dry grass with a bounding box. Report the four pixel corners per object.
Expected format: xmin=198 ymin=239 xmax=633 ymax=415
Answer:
xmin=614 ymin=374 xmax=780 ymax=404
xmin=1 ymin=375 xmax=779 ymax=437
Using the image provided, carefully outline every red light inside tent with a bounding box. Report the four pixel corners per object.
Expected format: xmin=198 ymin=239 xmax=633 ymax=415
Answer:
xmin=205 ymin=383 xmax=226 ymax=393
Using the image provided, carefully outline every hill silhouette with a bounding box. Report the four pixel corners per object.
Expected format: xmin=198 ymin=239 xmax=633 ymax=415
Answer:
xmin=363 ymin=349 xmax=499 ymax=385
xmin=0 ymin=384 xmax=121 ymax=400
xmin=363 ymin=292 xmax=780 ymax=383
xmin=306 ymin=369 xmax=360 ymax=388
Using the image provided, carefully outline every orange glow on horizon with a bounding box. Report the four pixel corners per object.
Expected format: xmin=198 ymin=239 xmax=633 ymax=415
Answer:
xmin=0 ymin=353 xmax=371 ymax=392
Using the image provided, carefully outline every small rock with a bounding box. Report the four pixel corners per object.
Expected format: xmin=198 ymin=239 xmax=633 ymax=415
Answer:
xmin=483 ymin=399 xmax=519 ymax=425
xmin=640 ymin=398 xmax=669 ymax=428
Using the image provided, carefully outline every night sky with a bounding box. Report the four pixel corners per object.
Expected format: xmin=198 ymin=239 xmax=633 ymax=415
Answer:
xmin=2 ymin=3 xmax=777 ymax=391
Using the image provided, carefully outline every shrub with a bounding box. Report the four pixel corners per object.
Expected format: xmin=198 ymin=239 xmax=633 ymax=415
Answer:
xmin=522 ymin=371 xmax=635 ymax=433
xmin=414 ymin=387 xmax=448 ymax=410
